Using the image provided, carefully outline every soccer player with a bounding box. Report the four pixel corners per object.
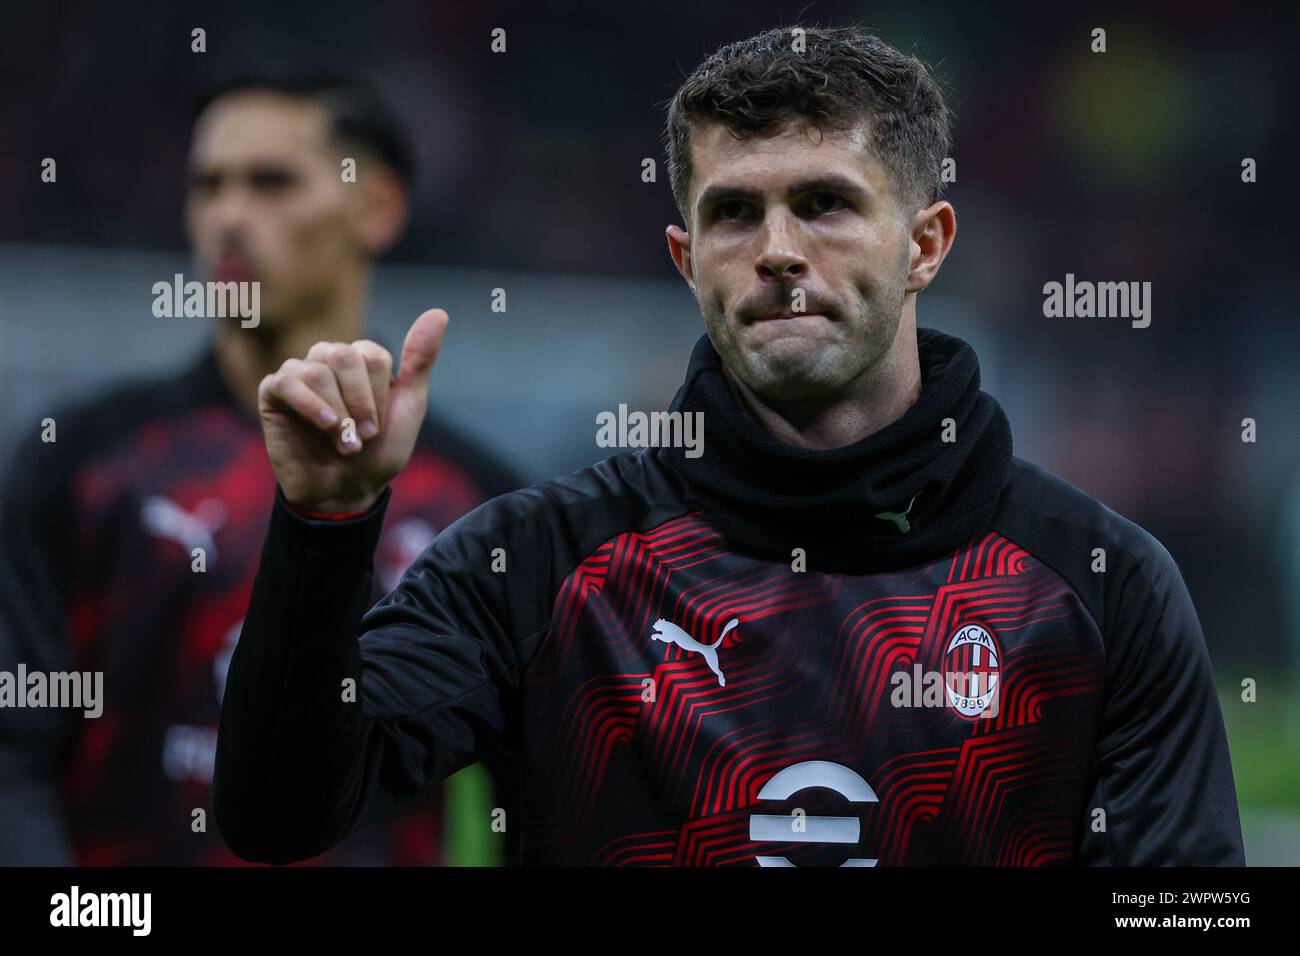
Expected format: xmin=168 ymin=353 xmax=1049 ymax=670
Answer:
xmin=0 ymin=71 xmax=518 ymax=864
xmin=214 ymin=28 xmax=1244 ymax=865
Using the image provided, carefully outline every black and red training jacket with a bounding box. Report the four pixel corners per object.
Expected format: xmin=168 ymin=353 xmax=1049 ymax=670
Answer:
xmin=214 ymin=328 xmax=1244 ymax=866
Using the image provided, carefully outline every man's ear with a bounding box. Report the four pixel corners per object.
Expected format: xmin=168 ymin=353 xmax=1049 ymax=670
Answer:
xmin=354 ymin=165 xmax=409 ymax=256
xmin=666 ymin=224 xmax=696 ymax=292
xmin=905 ymin=199 xmax=956 ymax=294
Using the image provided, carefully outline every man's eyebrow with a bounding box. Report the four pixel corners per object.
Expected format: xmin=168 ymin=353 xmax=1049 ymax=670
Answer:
xmin=187 ymin=160 xmax=299 ymax=178
xmin=695 ymin=182 xmax=761 ymax=212
xmin=786 ymin=174 xmax=871 ymax=199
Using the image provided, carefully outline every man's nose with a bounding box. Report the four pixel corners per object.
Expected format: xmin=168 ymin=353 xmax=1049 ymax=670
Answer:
xmin=206 ymin=185 xmax=253 ymax=233
xmin=755 ymin=211 xmax=808 ymax=281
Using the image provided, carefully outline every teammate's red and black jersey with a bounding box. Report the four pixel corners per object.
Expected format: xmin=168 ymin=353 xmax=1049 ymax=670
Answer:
xmin=0 ymin=348 xmax=519 ymax=865
xmin=214 ymin=328 xmax=1245 ymax=866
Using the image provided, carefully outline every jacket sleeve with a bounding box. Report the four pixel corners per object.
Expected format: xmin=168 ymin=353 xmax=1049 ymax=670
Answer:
xmin=213 ymin=485 xmax=526 ymax=865
xmin=1077 ymin=539 xmax=1245 ymax=865
xmin=0 ymin=431 xmax=78 ymax=864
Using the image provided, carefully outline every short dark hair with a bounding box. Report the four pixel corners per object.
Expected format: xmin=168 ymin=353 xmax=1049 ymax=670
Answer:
xmin=664 ymin=25 xmax=952 ymax=221
xmin=194 ymin=70 xmax=415 ymax=186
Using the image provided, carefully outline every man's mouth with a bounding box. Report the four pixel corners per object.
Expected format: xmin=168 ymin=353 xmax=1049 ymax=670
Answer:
xmin=213 ymin=257 xmax=256 ymax=283
xmin=753 ymin=310 xmax=827 ymax=322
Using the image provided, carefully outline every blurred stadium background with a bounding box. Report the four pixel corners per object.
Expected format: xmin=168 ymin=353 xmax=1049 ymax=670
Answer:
xmin=1 ymin=0 xmax=1297 ymax=863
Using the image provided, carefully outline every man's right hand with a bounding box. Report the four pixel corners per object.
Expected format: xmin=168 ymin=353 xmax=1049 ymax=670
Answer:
xmin=258 ymin=308 xmax=448 ymax=514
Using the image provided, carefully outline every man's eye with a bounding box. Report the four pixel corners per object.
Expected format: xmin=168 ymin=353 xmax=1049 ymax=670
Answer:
xmin=250 ymin=170 xmax=295 ymax=192
xmin=809 ymin=193 xmax=846 ymax=214
xmin=716 ymin=200 xmax=750 ymax=221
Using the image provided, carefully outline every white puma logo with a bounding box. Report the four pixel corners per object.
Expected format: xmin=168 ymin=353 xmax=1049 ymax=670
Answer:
xmin=141 ymin=495 xmax=226 ymax=561
xmin=650 ymin=618 xmax=739 ymax=687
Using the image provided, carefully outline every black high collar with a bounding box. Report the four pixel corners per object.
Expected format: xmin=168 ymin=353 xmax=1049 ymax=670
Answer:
xmin=663 ymin=327 xmax=1014 ymax=574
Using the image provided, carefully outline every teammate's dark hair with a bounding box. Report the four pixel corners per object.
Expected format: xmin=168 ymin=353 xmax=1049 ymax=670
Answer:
xmin=194 ymin=70 xmax=415 ymax=186
xmin=664 ymin=25 xmax=952 ymax=221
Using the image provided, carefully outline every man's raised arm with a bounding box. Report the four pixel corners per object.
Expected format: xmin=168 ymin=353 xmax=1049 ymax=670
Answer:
xmin=213 ymin=309 xmax=519 ymax=864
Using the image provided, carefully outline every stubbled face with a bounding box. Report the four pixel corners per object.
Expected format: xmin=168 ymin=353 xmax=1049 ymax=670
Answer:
xmin=185 ymin=92 xmax=360 ymax=329
xmin=682 ymin=120 xmax=915 ymax=403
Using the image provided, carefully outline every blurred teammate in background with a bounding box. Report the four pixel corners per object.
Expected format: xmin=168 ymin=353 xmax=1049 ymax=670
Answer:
xmin=0 ymin=70 xmax=518 ymax=864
